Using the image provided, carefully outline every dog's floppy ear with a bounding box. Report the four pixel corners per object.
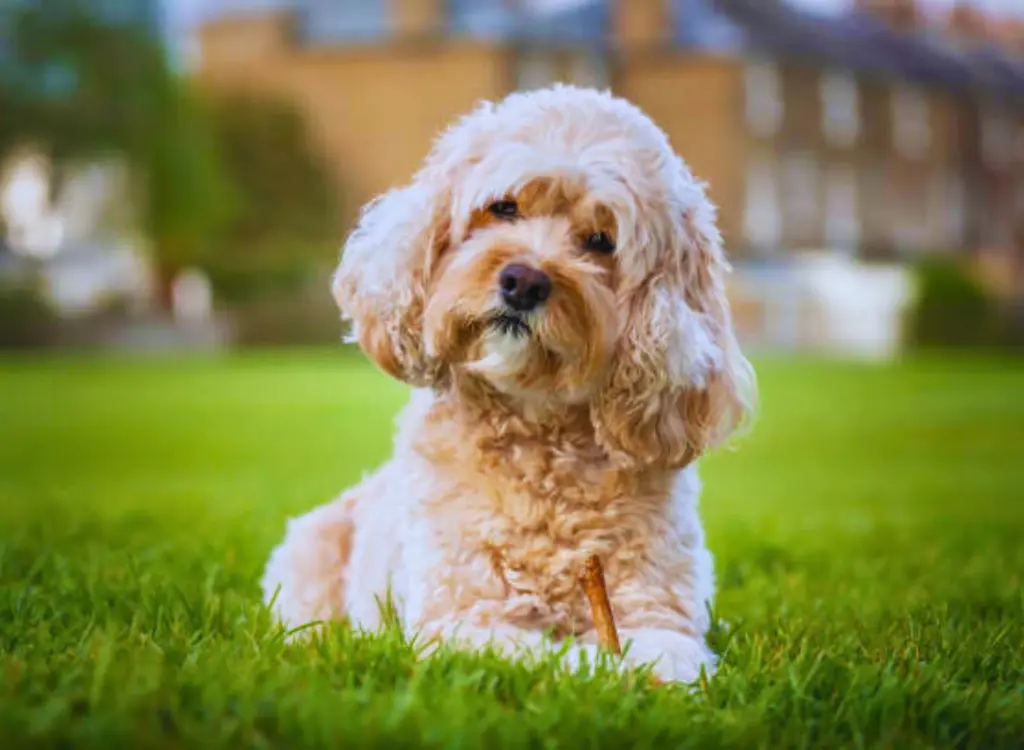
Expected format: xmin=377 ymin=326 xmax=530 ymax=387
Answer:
xmin=591 ymin=166 xmax=755 ymax=470
xmin=331 ymin=166 xmax=452 ymax=386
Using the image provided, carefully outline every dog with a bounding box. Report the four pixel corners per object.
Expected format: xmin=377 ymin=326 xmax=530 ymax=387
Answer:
xmin=261 ymin=85 xmax=755 ymax=684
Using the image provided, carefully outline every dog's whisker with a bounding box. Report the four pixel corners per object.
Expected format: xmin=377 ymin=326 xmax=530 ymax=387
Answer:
xmin=489 ymin=313 xmax=532 ymax=338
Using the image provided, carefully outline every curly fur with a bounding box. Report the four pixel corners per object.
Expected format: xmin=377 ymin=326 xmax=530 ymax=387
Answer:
xmin=262 ymin=85 xmax=756 ymax=683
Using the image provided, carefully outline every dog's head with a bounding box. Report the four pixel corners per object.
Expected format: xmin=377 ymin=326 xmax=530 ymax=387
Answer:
xmin=333 ymin=85 xmax=755 ymax=469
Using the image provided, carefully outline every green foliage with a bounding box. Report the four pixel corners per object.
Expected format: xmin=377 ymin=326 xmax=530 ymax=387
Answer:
xmin=202 ymin=95 xmax=341 ymax=303
xmin=907 ymin=257 xmax=998 ymax=348
xmin=0 ymin=0 xmax=165 ymax=161
xmin=208 ymin=94 xmax=340 ymax=248
xmin=1 ymin=355 xmax=1023 ymax=748
xmin=229 ymin=284 xmax=343 ymax=346
xmin=142 ymin=83 xmax=236 ymax=278
xmin=1001 ymin=297 xmax=1024 ymax=348
xmin=0 ymin=279 xmax=57 ymax=348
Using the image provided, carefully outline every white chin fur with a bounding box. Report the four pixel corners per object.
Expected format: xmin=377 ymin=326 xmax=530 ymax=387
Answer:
xmin=466 ymin=327 xmax=533 ymax=381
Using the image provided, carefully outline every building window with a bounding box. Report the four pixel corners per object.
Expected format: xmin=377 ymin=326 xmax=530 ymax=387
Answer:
xmin=940 ymin=171 xmax=966 ymax=246
xmin=981 ymin=107 xmax=1015 ymax=170
xmin=821 ymin=70 xmax=860 ymax=148
xmin=304 ymin=0 xmax=388 ymax=42
xmin=448 ymin=0 xmax=513 ymax=37
xmin=782 ymin=151 xmax=820 ymax=246
xmin=981 ymin=179 xmax=1015 ymax=246
xmin=515 ymin=49 xmax=607 ymax=91
xmin=567 ymin=50 xmax=608 ymax=89
xmin=744 ymin=152 xmax=781 ymax=252
xmin=745 ymin=61 xmax=783 ymax=138
xmin=892 ymin=86 xmax=931 ymax=160
xmin=515 ymin=50 xmax=558 ymax=91
xmin=889 ymin=170 xmax=929 ymax=252
xmin=825 ymin=162 xmax=859 ymax=251
xmin=860 ymin=161 xmax=888 ymax=252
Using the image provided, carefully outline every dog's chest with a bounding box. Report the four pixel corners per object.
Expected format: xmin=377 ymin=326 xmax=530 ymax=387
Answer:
xmin=435 ymin=457 xmax=666 ymax=635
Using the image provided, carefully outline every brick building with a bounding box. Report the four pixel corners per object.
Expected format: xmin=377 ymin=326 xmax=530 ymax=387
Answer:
xmin=189 ymin=0 xmax=1024 ymax=272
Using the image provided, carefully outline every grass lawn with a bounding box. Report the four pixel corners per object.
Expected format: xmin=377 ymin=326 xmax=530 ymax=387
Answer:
xmin=0 ymin=351 xmax=1022 ymax=749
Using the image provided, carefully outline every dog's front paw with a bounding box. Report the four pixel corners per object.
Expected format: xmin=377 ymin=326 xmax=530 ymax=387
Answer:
xmin=620 ymin=628 xmax=715 ymax=684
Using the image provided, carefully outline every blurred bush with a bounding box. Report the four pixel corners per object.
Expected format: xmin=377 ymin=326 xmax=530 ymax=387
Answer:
xmin=229 ymin=285 xmax=342 ymax=347
xmin=205 ymin=252 xmax=315 ymax=305
xmin=201 ymin=93 xmax=342 ymax=306
xmin=906 ymin=257 xmax=1000 ymax=348
xmin=993 ymin=292 xmax=1024 ymax=349
xmin=0 ymin=281 xmax=58 ymax=349
xmin=195 ymin=92 xmax=344 ymax=345
xmin=207 ymin=94 xmax=340 ymax=253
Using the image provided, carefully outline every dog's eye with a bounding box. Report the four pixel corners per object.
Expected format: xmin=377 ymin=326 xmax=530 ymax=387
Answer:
xmin=584 ymin=231 xmax=616 ymax=254
xmin=488 ymin=200 xmax=519 ymax=220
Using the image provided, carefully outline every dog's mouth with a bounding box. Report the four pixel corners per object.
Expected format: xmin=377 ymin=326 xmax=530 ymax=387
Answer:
xmin=489 ymin=313 xmax=531 ymax=338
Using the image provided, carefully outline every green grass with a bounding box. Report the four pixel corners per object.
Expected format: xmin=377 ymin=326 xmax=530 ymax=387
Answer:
xmin=1 ymin=351 xmax=1022 ymax=749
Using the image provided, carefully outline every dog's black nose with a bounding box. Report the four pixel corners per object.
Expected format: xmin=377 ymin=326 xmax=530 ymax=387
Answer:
xmin=499 ymin=263 xmax=552 ymax=312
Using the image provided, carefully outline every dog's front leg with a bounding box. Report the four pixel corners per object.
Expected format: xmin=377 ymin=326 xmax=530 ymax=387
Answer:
xmin=402 ymin=548 xmax=606 ymax=673
xmin=615 ymin=627 xmax=715 ymax=684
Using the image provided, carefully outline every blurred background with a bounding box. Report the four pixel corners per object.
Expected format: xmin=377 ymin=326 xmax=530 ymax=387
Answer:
xmin=2 ymin=0 xmax=1024 ymax=359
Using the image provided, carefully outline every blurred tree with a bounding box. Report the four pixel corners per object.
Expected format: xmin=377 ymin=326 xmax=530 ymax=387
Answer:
xmin=202 ymin=93 xmax=341 ymax=303
xmin=0 ymin=0 xmax=160 ymax=159
xmin=0 ymin=0 xmax=233 ymax=307
xmin=141 ymin=81 xmax=236 ymax=306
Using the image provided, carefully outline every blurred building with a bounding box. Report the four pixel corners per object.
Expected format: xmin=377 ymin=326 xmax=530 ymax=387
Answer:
xmin=188 ymin=0 xmax=1024 ymax=356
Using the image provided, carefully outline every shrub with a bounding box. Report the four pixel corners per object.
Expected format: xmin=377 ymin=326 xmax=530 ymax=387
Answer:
xmin=0 ymin=281 xmax=58 ymax=349
xmin=202 ymin=94 xmax=342 ymax=307
xmin=997 ymin=296 xmax=1024 ymax=349
xmin=228 ymin=288 xmax=341 ymax=347
xmin=906 ymin=257 xmax=998 ymax=348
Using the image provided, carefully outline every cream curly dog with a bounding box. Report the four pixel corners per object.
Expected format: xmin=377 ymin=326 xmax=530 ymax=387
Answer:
xmin=262 ymin=85 xmax=755 ymax=684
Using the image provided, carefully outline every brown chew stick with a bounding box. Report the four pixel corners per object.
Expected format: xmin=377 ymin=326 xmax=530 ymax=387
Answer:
xmin=578 ymin=554 xmax=621 ymax=655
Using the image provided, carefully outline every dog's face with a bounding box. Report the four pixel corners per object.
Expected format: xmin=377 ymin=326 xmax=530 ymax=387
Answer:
xmin=423 ymin=176 xmax=620 ymax=404
xmin=334 ymin=86 xmax=755 ymax=469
